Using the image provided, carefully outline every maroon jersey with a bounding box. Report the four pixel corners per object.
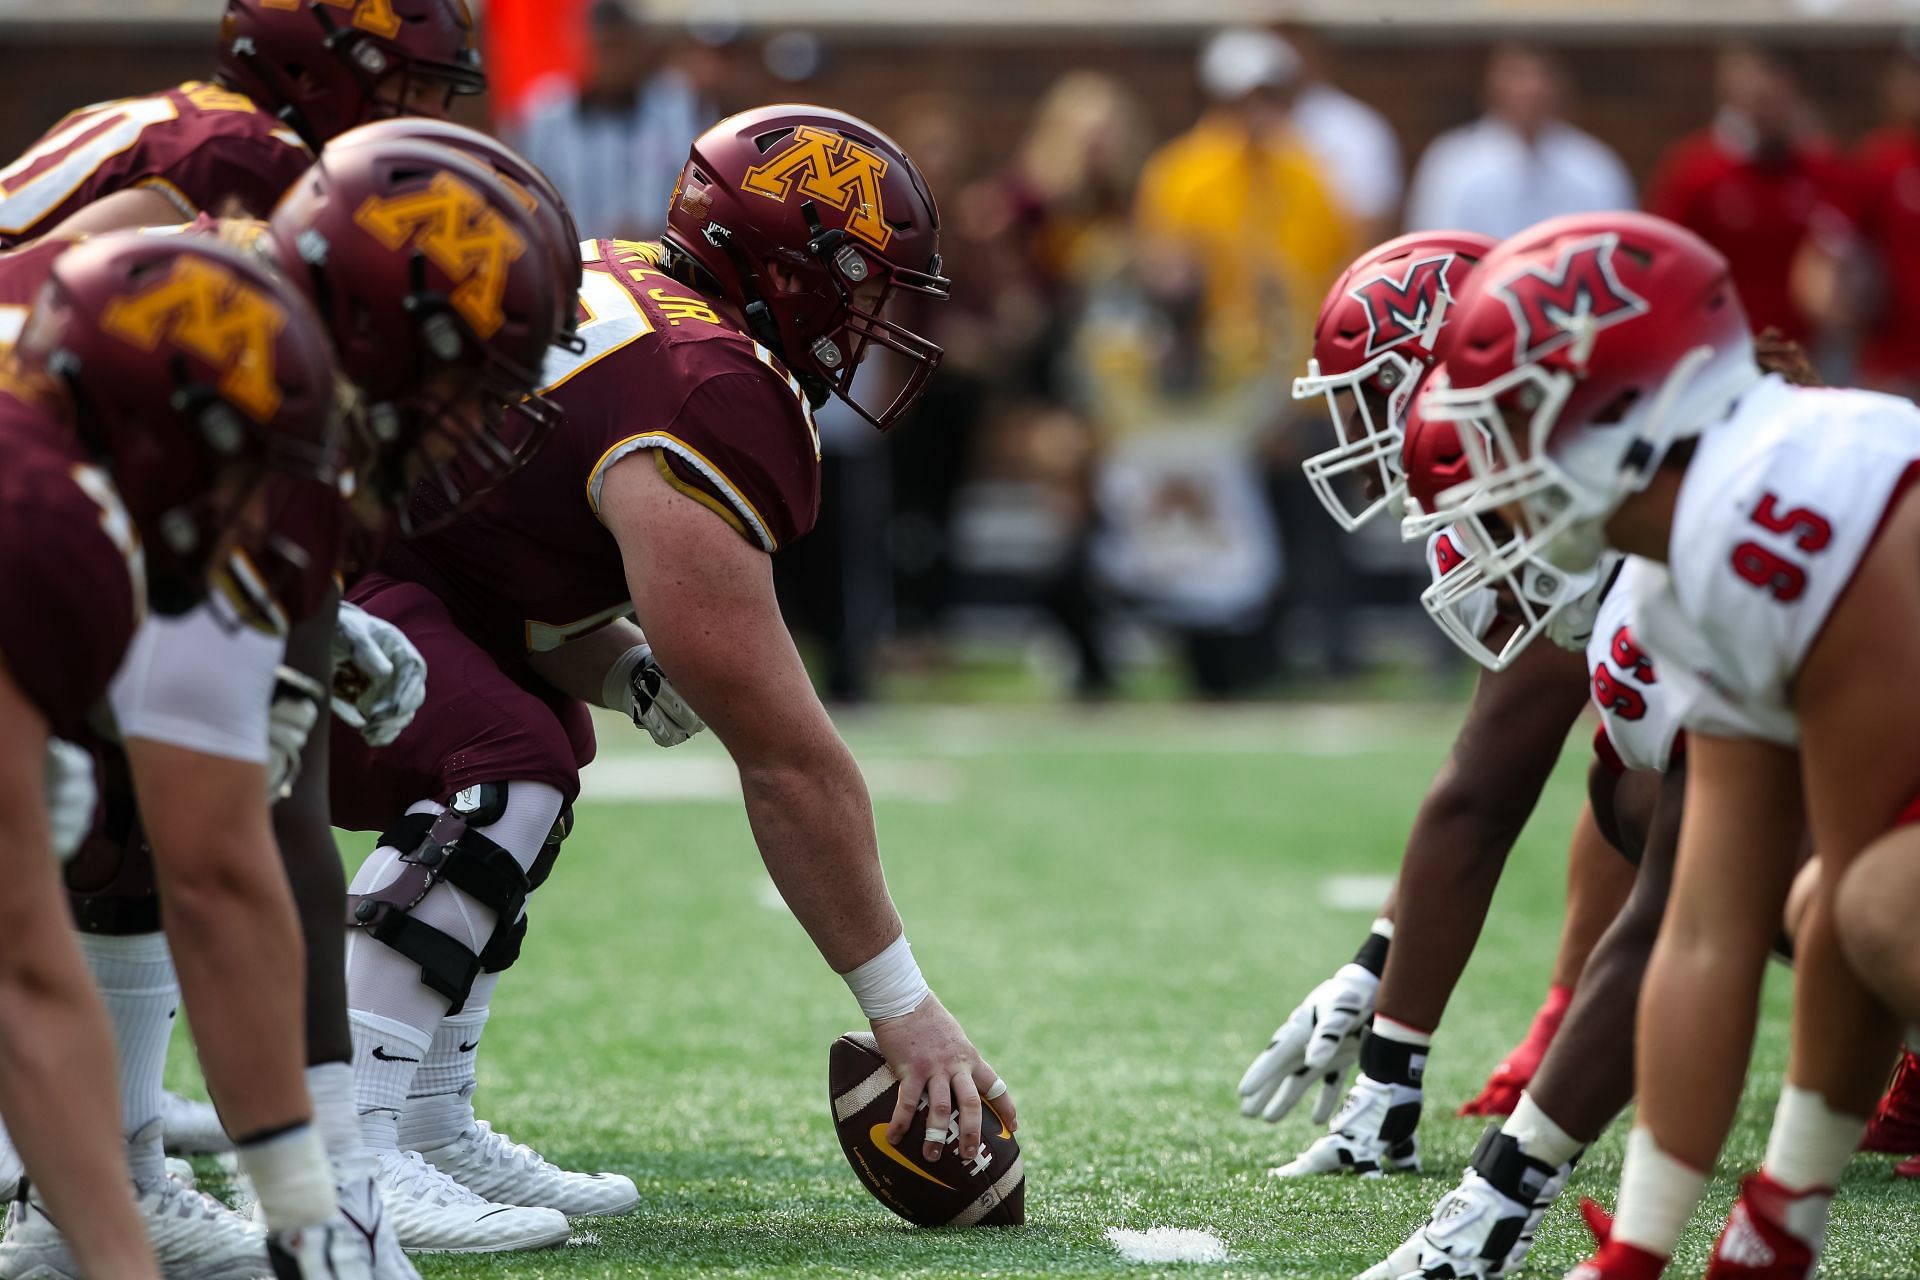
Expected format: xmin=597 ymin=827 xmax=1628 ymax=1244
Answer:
xmin=382 ymin=238 xmax=822 ymax=662
xmin=0 ymin=388 xmax=143 ymax=739
xmin=0 ymin=81 xmax=312 ymax=249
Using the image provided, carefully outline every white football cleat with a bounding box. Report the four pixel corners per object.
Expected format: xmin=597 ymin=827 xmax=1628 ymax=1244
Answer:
xmin=0 ymin=1129 xmax=19 ymax=1203
xmin=372 ymin=1149 xmax=569 ymax=1253
xmin=412 ymin=1121 xmax=638 ymax=1217
xmin=161 ymin=1090 xmax=232 ymax=1154
xmin=1270 ymin=1077 xmax=1421 ymax=1179
xmin=0 ymin=1121 xmax=268 ymax=1280
xmin=333 ymin=1157 xmax=419 ymax=1280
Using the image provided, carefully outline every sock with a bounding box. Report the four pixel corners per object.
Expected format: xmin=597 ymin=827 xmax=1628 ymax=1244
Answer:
xmin=1505 ymin=1091 xmax=1584 ymax=1167
xmin=1612 ymin=1127 xmax=1706 ymax=1257
xmin=398 ymin=1003 xmax=490 ymax=1150
xmin=350 ymin=1013 xmax=430 ymax=1152
xmin=306 ymin=1062 xmax=362 ymax=1172
xmin=236 ymin=1123 xmax=337 ymax=1231
xmin=80 ymin=932 xmax=177 ymax=1138
xmin=1764 ymin=1083 xmax=1866 ymax=1193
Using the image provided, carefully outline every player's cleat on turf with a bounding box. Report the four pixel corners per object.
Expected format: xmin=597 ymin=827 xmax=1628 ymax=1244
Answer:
xmin=411 ymin=1121 xmax=638 ymax=1217
xmin=1702 ymin=1173 xmax=1828 ymax=1280
xmin=1357 ymin=1128 xmax=1575 ymax=1280
xmin=1564 ymin=1239 xmax=1669 ymax=1280
xmin=161 ymin=1089 xmax=233 ymax=1155
xmin=1460 ymin=987 xmax=1572 ymax=1118
xmin=1896 ymin=1154 xmax=1920 ymax=1179
xmin=1859 ymin=1050 xmax=1920 ymax=1154
xmin=335 ymin=1157 xmax=418 ymax=1280
xmin=0 ymin=1121 xmax=268 ymax=1280
xmin=268 ymin=1220 xmax=373 ymax=1280
xmin=1270 ymin=1077 xmax=1420 ymax=1178
xmin=372 ymin=1148 xmax=570 ymax=1253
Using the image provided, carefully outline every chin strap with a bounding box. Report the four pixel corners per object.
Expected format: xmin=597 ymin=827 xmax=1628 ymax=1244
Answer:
xmin=1621 ymin=344 xmax=1763 ymax=494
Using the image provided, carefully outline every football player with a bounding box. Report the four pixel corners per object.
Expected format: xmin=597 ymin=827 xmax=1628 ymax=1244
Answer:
xmin=327 ymin=105 xmax=1015 ymax=1248
xmin=0 ymin=231 xmax=351 ymax=1276
xmin=1415 ymin=210 xmax=1920 ymax=1279
xmin=0 ymin=0 xmax=481 ymax=249
xmin=1246 ymin=233 xmax=1621 ymax=1183
xmin=0 ymin=135 xmax=577 ymax=1276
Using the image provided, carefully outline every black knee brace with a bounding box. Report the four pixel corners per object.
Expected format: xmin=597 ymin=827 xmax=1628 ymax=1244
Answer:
xmin=345 ymin=790 xmax=574 ymax=1011
xmin=65 ymin=744 xmax=161 ymax=935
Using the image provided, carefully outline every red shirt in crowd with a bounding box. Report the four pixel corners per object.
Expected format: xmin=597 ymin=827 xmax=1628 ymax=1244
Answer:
xmin=1847 ymin=125 xmax=1920 ymax=389
xmin=1646 ymin=121 xmax=1854 ymax=345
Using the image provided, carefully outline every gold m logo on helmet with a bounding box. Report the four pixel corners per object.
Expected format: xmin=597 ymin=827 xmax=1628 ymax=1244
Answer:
xmin=262 ymin=0 xmax=401 ymax=40
xmin=353 ymin=172 xmax=527 ymax=339
xmin=742 ymin=126 xmax=893 ymax=251
xmin=100 ymin=257 xmax=288 ymax=424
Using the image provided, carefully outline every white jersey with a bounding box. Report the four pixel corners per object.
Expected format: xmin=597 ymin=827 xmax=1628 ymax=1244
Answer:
xmin=1587 ymin=558 xmax=1683 ymax=773
xmin=1425 ymin=524 xmax=1499 ymax=639
xmin=109 ymin=601 xmax=284 ymax=763
xmin=1629 ymin=375 xmax=1920 ymax=747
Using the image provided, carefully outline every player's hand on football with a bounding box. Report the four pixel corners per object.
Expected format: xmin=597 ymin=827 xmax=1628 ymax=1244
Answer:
xmin=1238 ymin=962 xmax=1378 ymax=1124
xmin=330 ymin=600 xmax=427 ymax=747
xmin=871 ymin=994 xmax=1015 ymax=1165
xmin=625 ymin=644 xmax=705 ymax=747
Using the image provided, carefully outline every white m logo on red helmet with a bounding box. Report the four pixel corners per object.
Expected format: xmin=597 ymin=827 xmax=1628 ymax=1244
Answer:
xmin=1494 ymin=233 xmax=1650 ymax=364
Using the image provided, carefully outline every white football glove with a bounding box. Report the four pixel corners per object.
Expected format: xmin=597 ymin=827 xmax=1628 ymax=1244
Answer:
xmin=268 ymin=667 xmax=326 ymax=801
xmin=268 ymin=1220 xmax=373 ymax=1280
xmin=331 ymin=600 xmax=426 ymax=748
xmin=613 ymin=644 xmax=704 ymax=748
xmin=1239 ymin=961 xmax=1379 ymax=1125
xmin=43 ymin=737 xmax=97 ymax=862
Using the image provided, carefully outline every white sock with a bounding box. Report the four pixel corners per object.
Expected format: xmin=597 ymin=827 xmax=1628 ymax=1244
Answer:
xmin=1613 ymin=1127 xmax=1707 ymax=1257
xmin=306 ymin=1062 xmax=363 ymax=1172
xmin=236 ymin=1123 xmax=337 ymax=1231
xmin=1764 ymin=1083 xmax=1866 ymax=1193
xmin=80 ymin=931 xmax=177 ymax=1137
xmin=349 ymin=1013 xmax=430 ymax=1152
xmin=399 ymin=1003 xmax=489 ymax=1150
xmin=1505 ymin=1091 xmax=1584 ymax=1167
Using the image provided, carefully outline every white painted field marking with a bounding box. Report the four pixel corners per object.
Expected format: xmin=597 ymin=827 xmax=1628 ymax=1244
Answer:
xmin=1105 ymin=1226 xmax=1229 ymax=1264
xmin=579 ymin=756 xmax=958 ymax=804
xmin=1319 ymin=874 xmax=1396 ymax=911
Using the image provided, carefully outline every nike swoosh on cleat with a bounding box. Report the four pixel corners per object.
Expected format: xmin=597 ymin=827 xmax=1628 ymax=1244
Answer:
xmin=458 ymin=1041 xmax=480 ymax=1053
xmin=371 ymin=1046 xmax=420 ymax=1063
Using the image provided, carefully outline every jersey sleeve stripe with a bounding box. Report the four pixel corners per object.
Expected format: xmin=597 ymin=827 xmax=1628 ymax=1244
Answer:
xmin=585 ymin=430 xmax=777 ymax=552
xmin=133 ymin=175 xmax=199 ymax=220
xmin=651 ymin=450 xmax=751 ymax=542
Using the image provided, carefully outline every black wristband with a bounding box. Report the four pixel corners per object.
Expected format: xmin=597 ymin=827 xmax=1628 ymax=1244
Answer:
xmin=1352 ymin=928 xmax=1391 ymax=978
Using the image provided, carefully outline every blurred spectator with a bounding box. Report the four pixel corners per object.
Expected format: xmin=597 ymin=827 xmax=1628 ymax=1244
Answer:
xmin=1404 ymin=43 xmax=1634 ymax=238
xmin=1646 ymin=45 xmax=1852 ymax=346
xmin=1277 ymin=26 xmax=1404 ymax=244
xmin=510 ymin=0 xmax=715 ymax=241
xmin=1841 ymin=39 xmax=1920 ymax=392
xmin=1135 ymin=26 xmax=1354 ymax=396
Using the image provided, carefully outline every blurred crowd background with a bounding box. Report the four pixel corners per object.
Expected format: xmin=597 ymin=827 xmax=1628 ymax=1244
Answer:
xmin=5 ymin=1 xmax=1919 ymax=701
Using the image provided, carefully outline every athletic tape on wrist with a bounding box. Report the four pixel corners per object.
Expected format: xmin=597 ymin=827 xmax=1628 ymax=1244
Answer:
xmin=602 ymin=644 xmax=652 ymax=715
xmin=844 ymin=933 xmax=931 ymax=1021
xmin=235 ymin=1123 xmax=337 ymax=1231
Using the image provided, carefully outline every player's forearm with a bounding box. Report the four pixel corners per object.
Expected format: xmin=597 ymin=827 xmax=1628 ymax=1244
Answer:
xmin=527 ymin=617 xmax=648 ymax=708
xmin=739 ymin=740 xmax=904 ymax=976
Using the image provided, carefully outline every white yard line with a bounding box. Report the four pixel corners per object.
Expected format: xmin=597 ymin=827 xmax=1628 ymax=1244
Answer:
xmin=1106 ymin=1227 xmax=1229 ymax=1264
xmin=578 ymin=756 xmax=960 ymax=804
xmin=1319 ymin=874 xmax=1396 ymax=912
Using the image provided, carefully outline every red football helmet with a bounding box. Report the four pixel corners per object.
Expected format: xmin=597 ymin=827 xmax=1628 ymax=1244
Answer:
xmin=326 ymin=118 xmax=584 ymax=350
xmin=12 ymin=232 xmax=341 ymax=616
xmin=662 ymin=104 xmax=951 ymax=431
xmin=1292 ymin=231 xmax=1496 ymax=531
xmin=216 ymin=0 xmax=484 ymax=150
xmin=263 ymin=137 xmax=569 ymax=534
xmin=1400 ymin=391 xmax=1615 ymax=671
xmin=1420 ymin=211 xmax=1759 ymax=578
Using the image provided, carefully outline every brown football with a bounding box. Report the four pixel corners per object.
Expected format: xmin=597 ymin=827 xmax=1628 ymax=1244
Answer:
xmin=827 ymin=1031 xmax=1024 ymax=1227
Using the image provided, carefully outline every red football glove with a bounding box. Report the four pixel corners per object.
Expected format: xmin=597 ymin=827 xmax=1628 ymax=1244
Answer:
xmin=1459 ymin=983 xmax=1573 ymax=1117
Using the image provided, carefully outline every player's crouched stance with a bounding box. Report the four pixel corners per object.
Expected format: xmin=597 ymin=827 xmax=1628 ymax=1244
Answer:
xmin=328 ymin=104 xmax=1010 ymax=1250
xmin=0 ymin=234 xmax=350 ymax=1278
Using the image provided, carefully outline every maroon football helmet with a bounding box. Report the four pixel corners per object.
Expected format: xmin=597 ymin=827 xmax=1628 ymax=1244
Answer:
xmin=263 ymin=137 xmax=568 ymax=535
xmin=662 ymin=104 xmax=950 ymax=431
xmin=216 ymin=0 xmax=485 ymax=151
xmin=12 ymin=232 xmax=341 ymax=616
xmin=327 ymin=118 xmax=584 ymax=349
xmin=1290 ymin=231 xmax=1496 ymax=531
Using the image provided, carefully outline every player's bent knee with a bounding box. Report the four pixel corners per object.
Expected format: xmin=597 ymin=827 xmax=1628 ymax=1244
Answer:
xmin=1834 ymin=835 xmax=1920 ymax=981
xmin=346 ymin=786 xmax=574 ymax=1012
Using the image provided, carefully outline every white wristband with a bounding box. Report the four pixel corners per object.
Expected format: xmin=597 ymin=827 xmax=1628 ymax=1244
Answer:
xmin=843 ymin=933 xmax=932 ymax=1021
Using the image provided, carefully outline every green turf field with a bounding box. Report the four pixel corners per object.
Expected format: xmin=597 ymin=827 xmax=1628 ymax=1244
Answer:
xmin=180 ymin=702 xmax=1918 ymax=1277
